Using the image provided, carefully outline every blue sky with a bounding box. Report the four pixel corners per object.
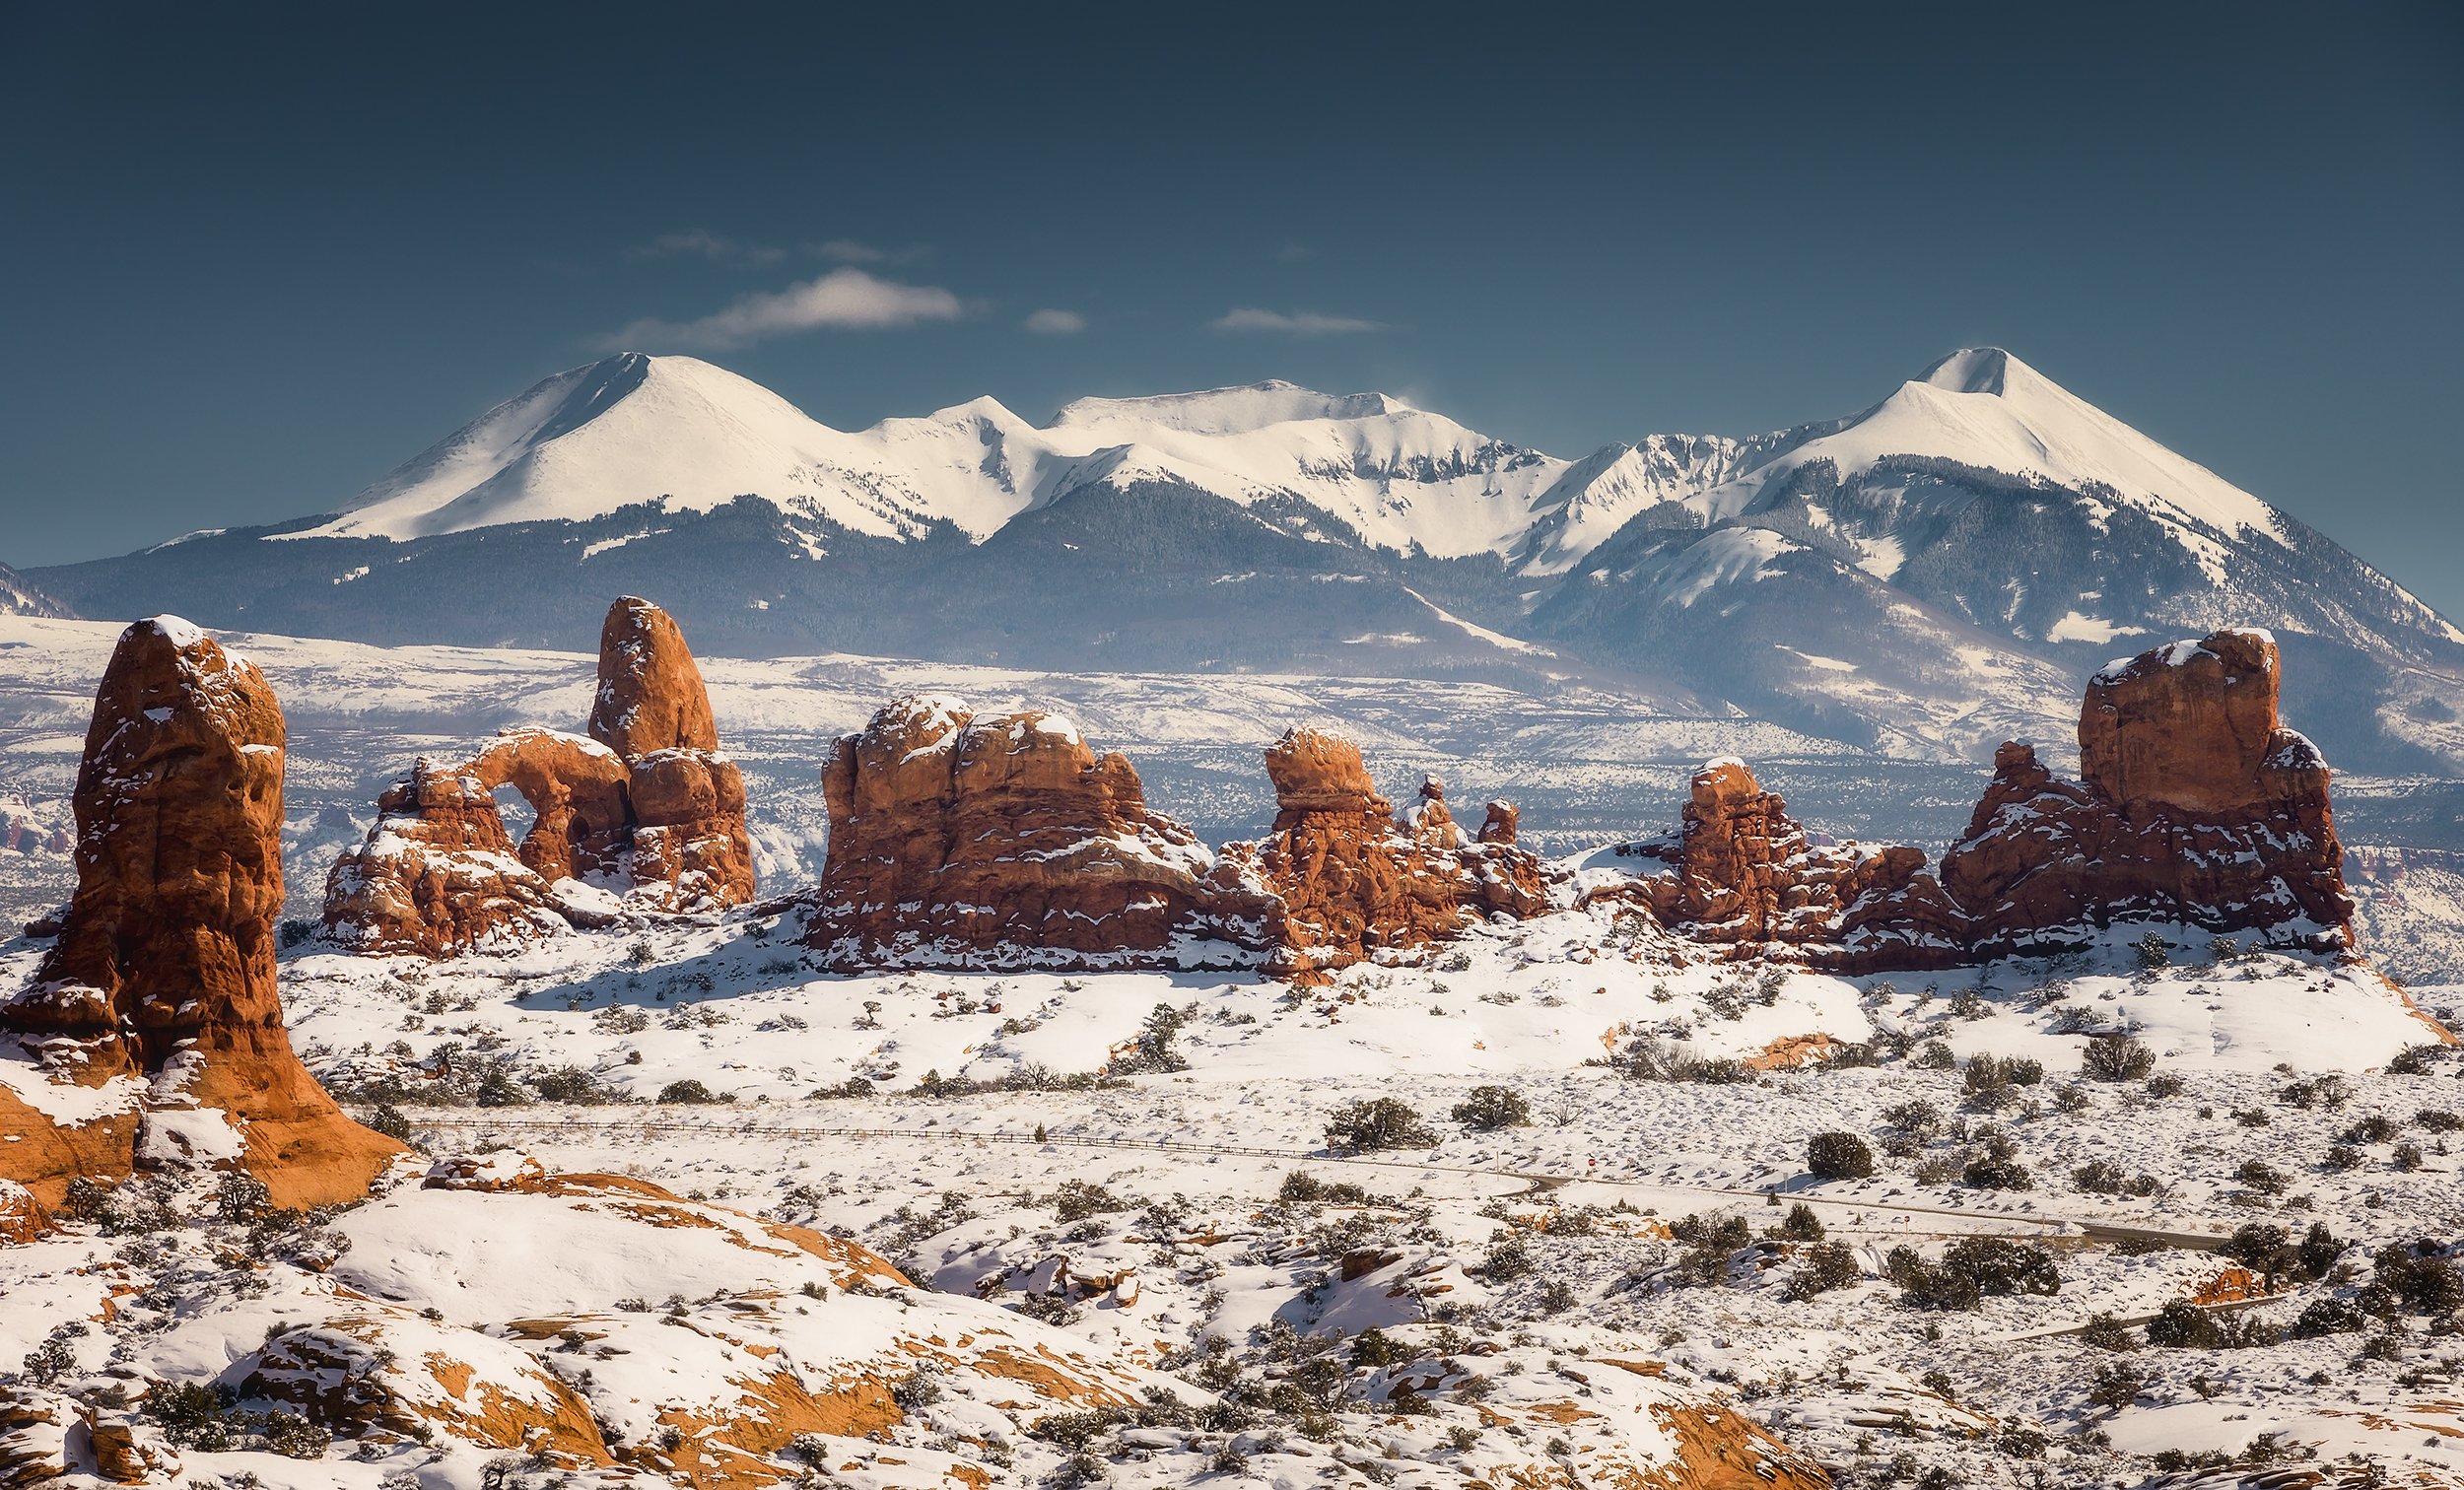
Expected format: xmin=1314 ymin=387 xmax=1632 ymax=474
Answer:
xmin=3 ymin=3 xmax=2458 ymax=614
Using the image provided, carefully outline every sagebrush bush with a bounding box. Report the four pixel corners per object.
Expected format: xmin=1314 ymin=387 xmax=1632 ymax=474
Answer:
xmin=1806 ymin=1131 xmax=1874 ymax=1181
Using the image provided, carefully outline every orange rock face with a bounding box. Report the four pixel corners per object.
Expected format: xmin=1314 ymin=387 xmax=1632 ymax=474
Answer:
xmin=1230 ymin=728 xmax=1557 ymax=980
xmin=809 ymin=710 xmax=1558 ymax=977
xmin=1602 ymin=630 xmax=2354 ymax=970
xmin=808 ymin=696 xmax=1276 ymax=968
xmin=1941 ymin=629 xmax=2350 ymax=956
xmin=585 ymin=595 xmax=719 ymax=760
xmin=323 ymin=597 xmax=755 ymax=956
xmin=1592 ymin=759 xmax=1963 ymax=972
xmin=0 ymin=618 xmax=403 ymax=1214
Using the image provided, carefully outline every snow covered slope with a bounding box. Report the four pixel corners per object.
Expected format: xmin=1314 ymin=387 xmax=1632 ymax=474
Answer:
xmin=300 ymin=356 xmax=1574 ymax=561
xmin=35 ymin=348 xmax=2464 ymax=774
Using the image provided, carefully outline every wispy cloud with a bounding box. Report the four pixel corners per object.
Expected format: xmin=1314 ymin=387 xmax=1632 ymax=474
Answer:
xmin=809 ymin=237 xmax=929 ymax=265
xmin=608 ymin=268 xmax=965 ymax=351
xmin=628 ymin=230 xmax=787 ymax=268
xmin=1022 ymin=307 xmax=1087 ymax=335
xmin=1209 ymin=307 xmax=1384 ymax=336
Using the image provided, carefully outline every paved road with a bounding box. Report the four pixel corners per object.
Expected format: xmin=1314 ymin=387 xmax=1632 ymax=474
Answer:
xmin=407 ymin=1109 xmax=2227 ymax=1252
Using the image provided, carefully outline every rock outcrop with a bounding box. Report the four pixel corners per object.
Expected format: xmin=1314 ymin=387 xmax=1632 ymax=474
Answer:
xmin=1589 ymin=758 xmax=1963 ymax=972
xmin=323 ymin=597 xmax=755 ymax=956
xmin=1598 ymin=630 xmax=2356 ymax=969
xmin=1229 ymin=728 xmax=1557 ymax=980
xmin=0 ymin=617 xmax=403 ymax=1212
xmin=808 ymin=696 xmax=1277 ymax=968
xmin=1940 ymin=629 xmax=2351 ymax=956
xmin=809 ymin=708 xmax=1560 ymax=977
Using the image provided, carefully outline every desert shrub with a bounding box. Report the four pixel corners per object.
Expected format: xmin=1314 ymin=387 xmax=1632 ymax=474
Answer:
xmin=2288 ymin=1297 xmax=2365 ymax=1338
xmin=2144 ymin=1071 xmax=2187 ymax=1099
xmin=1452 ymin=1085 xmax=1531 ymax=1130
xmin=362 ymin=1103 xmax=415 ymax=1144
xmin=147 ymin=1382 xmax=238 ymax=1450
xmin=530 ymin=1065 xmax=620 ymax=1104
xmin=1669 ymin=1212 xmax=1751 ymax=1286
xmin=2221 ymin=1223 xmax=2304 ymax=1281
xmin=1960 ymin=1130 xmax=2032 ymax=1191
xmin=1893 ymin=1237 xmax=2061 ymax=1311
xmin=1782 ymin=1242 xmax=1862 ymax=1301
xmin=1771 ymin=1202 xmax=1825 ymax=1242
xmin=2418 ymin=1108 xmax=2464 ymax=1133
xmin=1914 ymin=1041 xmax=1956 ymax=1070
xmin=2373 ymin=1243 xmax=2464 ymax=1315
xmin=2088 ymin=1361 xmax=2150 ymax=1410
xmin=2082 ymin=1035 xmax=2156 ymax=1082
xmin=2234 ymin=1160 xmax=2288 ymax=1195
xmin=1113 ymin=1002 xmax=1193 ymax=1075
xmin=1050 ymin=1180 xmax=1129 ymax=1223
xmin=2079 ymin=1313 xmax=2137 ymax=1352
xmin=1880 ymin=1100 xmax=1944 ymax=1139
xmin=1806 ymin=1131 xmax=1874 ymax=1181
xmin=2133 ymin=932 xmax=2171 ymax=970
xmin=1277 ymin=1170 xmax=1377 ymax=1205
xmin=1475 ymin=1235 xmax=1537 ymax=1281
xmin=1324 ymin=1098 xmax=1436 ymax=1153
xmin=2144 ymin=1302 xmax=2275 ymax=1349
xmin=260 ymin=1411 xmax=331 ymax=1459
xmin=2344 ymin=1114 xmax=2399 ymax=1144
xmin=655 ymin=1078 xmax=724 ymax=1105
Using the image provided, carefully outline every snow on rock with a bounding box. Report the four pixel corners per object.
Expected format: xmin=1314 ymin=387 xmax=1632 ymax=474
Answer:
xmin=0 ymin=617 xmax=402 ymax=1215
xmin=323 ymin=597 xmax=754 ymax=956
xmin=808 ymin=694 xmax=1281 ymax=971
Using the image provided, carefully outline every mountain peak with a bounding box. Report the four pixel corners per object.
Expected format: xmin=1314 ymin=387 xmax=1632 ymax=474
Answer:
xmin=1916 ymin=346 xmax=2025 ymax=396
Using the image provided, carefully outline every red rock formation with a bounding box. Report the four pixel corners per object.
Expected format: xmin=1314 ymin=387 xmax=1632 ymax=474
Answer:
xmin=1597 ymin=630 xmax=2354 ymax=970
xmin=323 ymin=597 xmax=754 ymax=955
xmin=1590 ymin=759 xmax=1963 ymax=972
xmin=1230 ymin=728 xmax=1555 ymax=980
xmin=808 ymin=696 xmax=1275 ymax=968
xmin=809 ymin=710 xmax=1556 ymax=977
xmin=1941 ymin=630 xmax=2351 ymax=955
xmin=586 ymin=595 xmax=719 ymax=759
xmin=0 ymin=617 xmax=403 ymax=1213
xmin=1477 ymin=800 xmax=1520 ymax=846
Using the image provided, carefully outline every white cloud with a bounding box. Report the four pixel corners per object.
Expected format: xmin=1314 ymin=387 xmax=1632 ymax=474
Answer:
xmin=1023 ymin=307 xmax=1087 ymax=335
xmin=1209 ymin=307 xmax=1384 ymax=336
xmin=629 ymin=230 xmax=787 ymax=267
xmin=609 ymin=268 xmax=965 ymax=350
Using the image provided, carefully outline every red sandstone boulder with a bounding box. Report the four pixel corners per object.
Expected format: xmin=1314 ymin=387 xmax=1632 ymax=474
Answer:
xmin=323 ymin=598 xmax=755 ymax=955
xmin=808 ymin=696 xmax=1274 ymax=968
xmin=1478 ymin=800 xmax=1520 ymax=846
xmin=0 ymin=617 xmax=403 ymax=1214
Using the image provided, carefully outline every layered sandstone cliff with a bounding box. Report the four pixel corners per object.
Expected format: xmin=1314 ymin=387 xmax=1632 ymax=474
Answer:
xmin=1597 ymin=629 xmax=2354 ymax=969
xmin=0 ymin=617 xmax=403 ymax=1212
xmin=323 ymin=597 xmax=755 ymax=955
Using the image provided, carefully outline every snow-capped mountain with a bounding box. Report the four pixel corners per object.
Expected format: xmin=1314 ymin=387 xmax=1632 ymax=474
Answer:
xmin=34 ymin=348 xmax=2464 ymax=774
xmin=304 ymin=352 xmax=1573 ymax=561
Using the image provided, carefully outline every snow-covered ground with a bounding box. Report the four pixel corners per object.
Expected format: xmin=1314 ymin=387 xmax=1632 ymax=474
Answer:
xmin=10 ymin=607 xmax=2464 ymax=1487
